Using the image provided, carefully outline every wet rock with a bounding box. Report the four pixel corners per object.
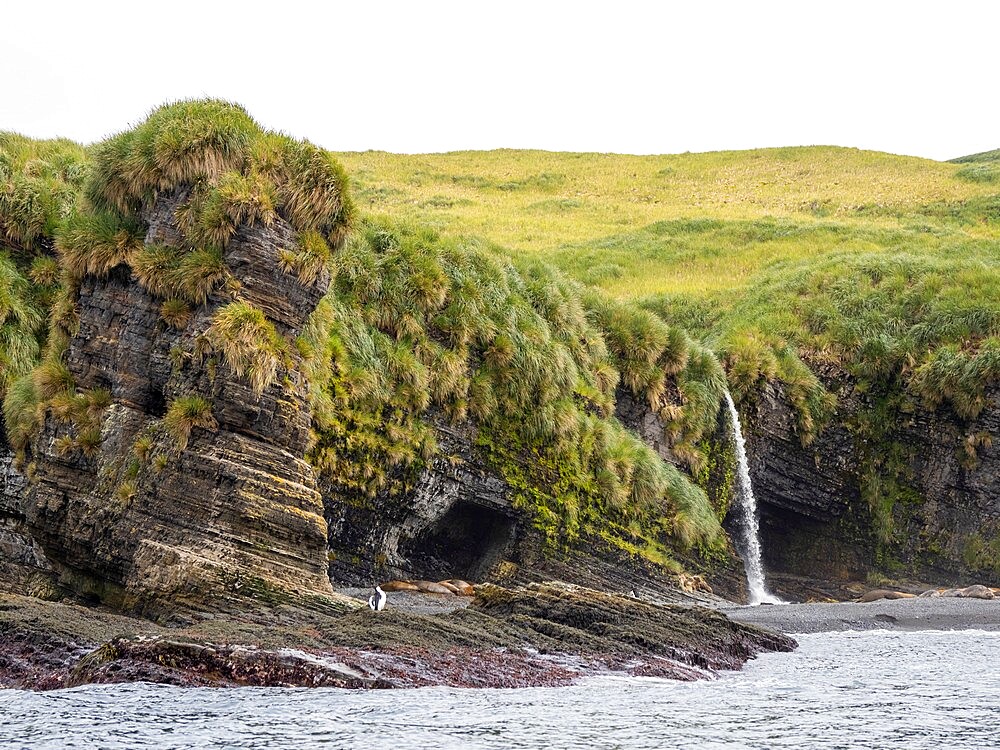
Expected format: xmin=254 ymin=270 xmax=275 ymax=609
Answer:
xmin=0 ymin=581 xmax=794 ymax=690
xmin=67 ymin=638 xmax=391 ymax=689
xmin=470 ymin=582 xmax=795 ymax=672
xmin=613 ymin=386 xmax=686 ymax=470
xmin=744 ymin=364 xmax=1000 ymax=588
xmin=0 ymin=430 xmax=56 ymax=597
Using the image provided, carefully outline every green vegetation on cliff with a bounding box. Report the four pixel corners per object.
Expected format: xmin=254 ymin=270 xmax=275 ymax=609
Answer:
xmin=2 ymin=100 xmax=354 ymax=458
xmin=0 ymin=135 xmax=88 ymax=395
xmin=1 ymin=102 xmax=725 ymax=575
xmin=300 ymin=219 xmax=724 ymax=556
xmin=337 ymin=147 xmax=1000 ymax=433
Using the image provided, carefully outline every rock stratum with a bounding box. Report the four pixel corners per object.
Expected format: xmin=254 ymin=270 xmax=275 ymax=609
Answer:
xmin=26 ymin=189 xmax=335 ymax=612
xmin=744 ymin=368 xmax=1000 ymax=591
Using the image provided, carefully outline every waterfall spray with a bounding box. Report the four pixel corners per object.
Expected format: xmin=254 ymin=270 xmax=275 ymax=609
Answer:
xmin=723 ymin=391 xmax=783 ymax=606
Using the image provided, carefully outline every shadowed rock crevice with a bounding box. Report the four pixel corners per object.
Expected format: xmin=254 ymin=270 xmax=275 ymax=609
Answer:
xmin=325 ymin=419 xmax=523 ymax=584
xmin=398 ymin=500 xmax=517 ymax=581
xmin=742 ymin=370 xmax=1000 ymax=589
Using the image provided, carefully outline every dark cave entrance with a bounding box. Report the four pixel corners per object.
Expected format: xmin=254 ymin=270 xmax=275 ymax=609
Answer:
xmin=399 ymin=501 xmax=517 ymax=581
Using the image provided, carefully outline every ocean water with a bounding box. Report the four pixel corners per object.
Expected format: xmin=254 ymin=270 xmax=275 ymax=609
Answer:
xmin=2 ymin=630 xmax=999 ymax=749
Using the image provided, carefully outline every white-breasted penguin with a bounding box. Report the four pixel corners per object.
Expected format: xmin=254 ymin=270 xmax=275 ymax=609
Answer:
xmin=368 ymin=585 xmax=387 ymax=611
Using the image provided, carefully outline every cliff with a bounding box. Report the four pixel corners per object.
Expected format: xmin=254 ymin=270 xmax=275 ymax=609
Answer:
xmin=3 ymin=101 xmax=355 ymax=612
xmin=1 ymin=103 xmax=738 ymax=616
xmin=742 ymin=368 xmax=1000 ymax=588
xmin=3 ymin=100 xmax=998 ymax=629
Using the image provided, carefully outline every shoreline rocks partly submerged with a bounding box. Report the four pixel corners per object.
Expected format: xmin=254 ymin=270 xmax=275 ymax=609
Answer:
xmin=0 ymin=583 xmax=794 ymax=691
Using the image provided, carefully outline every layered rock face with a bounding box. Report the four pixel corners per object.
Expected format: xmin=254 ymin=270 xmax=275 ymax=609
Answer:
xmin=0 ymin=427 xmax=54 ymax=596
xmin=897 ymin=385 xmax=1000 ymax=577
xmin=25 ymin=191 xmax=334 ymax=611
xmin=324 ymin=391 xmax=743 ymax=602
xmin=614 ymin=386 xmax=686 ymax=470
xmin=325 ymin=418 xmax=524 ymax=585
xmin=743 ymin=371 xmax=1000 ymax=585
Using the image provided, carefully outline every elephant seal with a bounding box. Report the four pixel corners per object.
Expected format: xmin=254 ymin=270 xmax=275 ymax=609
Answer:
xmin=443 ymin=579 xmax=476 ymax=596
xmin=918 ymin=589 xmax=942 ymax=598
xmin=379 ymin=580 xmax=420 ymax=592
xmin=435 ymin=581 xmax=461 ymax=594
xmin=957 ymin=585 xmax=995 ymax=600
xmin=858 ymin=589 xmax=915 ymax=603
xmin=412 ymin=580 xmax=456 ymax=595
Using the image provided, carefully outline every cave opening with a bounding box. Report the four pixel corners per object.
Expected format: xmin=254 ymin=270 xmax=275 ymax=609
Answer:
xmin=399 ymin=501 xmax=516 ymax=582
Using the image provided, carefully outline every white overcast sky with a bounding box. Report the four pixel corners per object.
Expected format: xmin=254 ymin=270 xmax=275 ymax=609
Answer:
xmin=3 ymin=1 xmax=998 ymax=161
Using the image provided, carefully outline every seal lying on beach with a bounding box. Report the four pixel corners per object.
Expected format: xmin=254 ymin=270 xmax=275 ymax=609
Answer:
xmin=857 ymin=589 xmax=916 ymax=603
xmin=442 ymin=579 xmax=475 ymax=596
xmin=937 ymin=585 xmax=995 ymax=600
xmin=411 ymin=580 xmax=457 ymax=595
xmin=379 ymin=580 xmax=421 ymax=592
xmin=916 ymin=585 xmax=996 ymax=600
xmin=377 ymin=579 xmax=477 ymax=596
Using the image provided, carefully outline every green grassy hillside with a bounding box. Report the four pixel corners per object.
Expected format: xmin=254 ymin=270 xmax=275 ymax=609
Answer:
xmin=336 ymin=146 xmax=997 ymax=293
xmin=338 ymin=147 xmax=1000 ymax=422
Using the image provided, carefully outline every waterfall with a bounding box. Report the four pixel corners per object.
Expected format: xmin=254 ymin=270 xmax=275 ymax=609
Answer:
xmin=723 ymin=391 xmax=784 ymax=606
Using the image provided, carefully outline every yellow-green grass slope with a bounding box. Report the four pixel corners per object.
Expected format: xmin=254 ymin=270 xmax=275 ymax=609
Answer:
xmin=338 ymin=147 xmax=1000 ymax=426
xmin=339 ymin=146 xmax=1000 ymax=564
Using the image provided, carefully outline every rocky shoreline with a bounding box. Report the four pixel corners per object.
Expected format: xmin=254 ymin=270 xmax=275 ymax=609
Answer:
xmin=0 ymin=583 xmax=794 ymax=691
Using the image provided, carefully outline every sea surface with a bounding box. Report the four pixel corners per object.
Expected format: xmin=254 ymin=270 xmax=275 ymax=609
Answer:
xmin=2 ymin=630 xmax=999 ymax=749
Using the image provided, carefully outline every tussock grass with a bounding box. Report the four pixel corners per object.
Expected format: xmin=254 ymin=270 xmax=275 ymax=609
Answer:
xmin=159 ymin=298 xmax=192 ymax=329
xmin=163 ymin=394 xmax=217 ymax=450
xmin=278 ymin=230 xmax=331 ymax=286
xmin=86 ymin=100 xmax=353 ymax=247
xmin=55 ymin=209 xmax=144 ymax=278
xmin=0 ymin=255 xmax=45 ymax=392
xmin=302 ymin=218 xmax=724 ymax=554
xmin=0 ymin=133 xmax=87 ymax=253
xmin=206 ymin=301 xmax=285 ymax=395
xmin=1 ymin=135 xmax=88 ymax=412
xmin=2 ymin=373 xmax=41 ymax=453
xmin=130 ymin=244 xmax=228 ymax=304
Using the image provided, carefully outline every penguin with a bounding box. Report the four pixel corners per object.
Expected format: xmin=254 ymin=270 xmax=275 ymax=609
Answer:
xmin=368 ymin=584 xmax=387 ymax=611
